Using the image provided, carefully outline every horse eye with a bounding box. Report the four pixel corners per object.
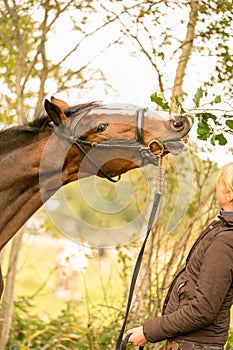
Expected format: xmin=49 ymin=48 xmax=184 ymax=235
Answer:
xmin=97 ymin=123 xmax=108 ymax=133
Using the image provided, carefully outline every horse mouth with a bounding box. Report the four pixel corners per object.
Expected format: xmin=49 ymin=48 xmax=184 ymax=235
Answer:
xmin=149 ymin=135 xmax=190 ymax=156
xmin=164 ymin=114 xmax=193 ymax=154
xmin=150 ymin=139 xmax=188 ymax=156
xmin=163 ymin=139 xmax=188 ymax=155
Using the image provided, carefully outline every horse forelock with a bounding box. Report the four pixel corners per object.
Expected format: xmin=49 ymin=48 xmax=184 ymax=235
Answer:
xmin=64 ymin=101 xmax=102 ymax=118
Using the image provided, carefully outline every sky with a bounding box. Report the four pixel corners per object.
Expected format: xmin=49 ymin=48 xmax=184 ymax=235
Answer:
xmin=43 ymin=4 xmax=232 ymax=168
xmin=22 ymin=1 xmax=232 ymax=250
xmin=45 ymin=6 xmax=216 ymax=106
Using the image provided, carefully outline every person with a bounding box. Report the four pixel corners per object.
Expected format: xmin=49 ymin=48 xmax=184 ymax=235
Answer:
xmin=125 ymin=162 xmax=233 ymax=350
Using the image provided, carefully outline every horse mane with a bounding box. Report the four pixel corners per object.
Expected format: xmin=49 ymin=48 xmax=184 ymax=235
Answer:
xmin=0 ymin=101 xmax=101 ymax=143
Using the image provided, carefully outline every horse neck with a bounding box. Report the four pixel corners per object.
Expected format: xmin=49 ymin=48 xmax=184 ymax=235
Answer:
xmin=0 ymin=129 xmax=140 ymax=250
xmin=0 ymin=131 xmax=84 ymax=250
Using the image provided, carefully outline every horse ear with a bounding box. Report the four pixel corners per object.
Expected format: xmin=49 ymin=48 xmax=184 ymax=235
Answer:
xmin=44 ymin=99 xmax=67 ymax=126
xmin=50 ymin=96 xmax=69 ymax=111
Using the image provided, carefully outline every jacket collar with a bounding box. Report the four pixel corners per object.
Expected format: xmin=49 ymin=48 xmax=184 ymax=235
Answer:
xmin=218 ymin=211 xmax=233 ymax=227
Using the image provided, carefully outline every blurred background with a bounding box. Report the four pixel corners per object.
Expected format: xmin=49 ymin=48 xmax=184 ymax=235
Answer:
xmin=0 ymin=1 xmax=232 ymax=349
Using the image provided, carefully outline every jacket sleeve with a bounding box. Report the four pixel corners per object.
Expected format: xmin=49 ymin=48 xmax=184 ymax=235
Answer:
xmin=143 ymin=235 xmax=233 ymax=343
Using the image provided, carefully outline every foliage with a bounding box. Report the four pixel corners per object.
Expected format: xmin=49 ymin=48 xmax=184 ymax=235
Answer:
xmin=0 ymin=0 xmax=117 ymax=122
xmin=150 ymin=93 xmax=171 ymax=113
xmin=1 ymin=1 xmax=232 ymax=348
xmin=113 ymin=0 xmax=233 ymax=145
xmin=226 ymin=331 xmax=233 ymax=350
xmin=7 ymin=297 xmax=122 ymax=350
xmin=3 ymin=152 xmax=232 ymax=349
xmin=151 ymin=87 xmax=233 ymax=146
xmin=197 ymin=0 xmax=233 ymax=94
xmin=109 ymin=0 xmax=233 ymax=100
xmin=5 ymin=297 xmax=233 ymax=349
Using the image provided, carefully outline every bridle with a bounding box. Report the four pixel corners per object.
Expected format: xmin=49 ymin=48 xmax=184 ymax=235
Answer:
xmin=53 ymin=106 xmax=165 ymax=182
xmin=53 ymin=105 xmax=167 ymax=350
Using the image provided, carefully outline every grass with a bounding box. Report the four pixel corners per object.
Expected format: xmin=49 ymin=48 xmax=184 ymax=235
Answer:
xmin=2 ymin=233 xmax=124 ymax=324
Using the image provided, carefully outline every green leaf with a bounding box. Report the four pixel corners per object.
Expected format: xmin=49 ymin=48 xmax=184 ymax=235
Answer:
xmin=197 ymin=121 xmax=210 ymax=133
xmin=226 ymin=129 xmax=233 ymax=135
xmin=150 ymin=92 xmax=170 ymax=110
xmin=197 ymin=124 xmax=212 ymax=141
xmin=214 ymin=95 xmax=221 ymax=103
xmin=203 ymin=112 xmax=217 ymax=123
xmin=199 ymin=4 xmax=207 ymax=13
xmin=226 ymin=119 xmax=233 ymax=129
xmin=215 ymin=133 xmax=227 ymax=146
xmin=180 ymin=107 xmax=186 ymax=114
xmin=197 ymin=120 xmax=212 ymax=140
xmin=197 ymin=134 xmax=209 ymax=141
xmin=195 ymin=112 xmax=217 ymax=124
xmin=158 ymin=52 xmax=165 ymax=60
xmin=193 ymin=87 xmax=203 ymax=107
xmin=174 ymin=95 xmax=186 ymax=114
xmin=210 ymin=134 xmax=216 ymax=146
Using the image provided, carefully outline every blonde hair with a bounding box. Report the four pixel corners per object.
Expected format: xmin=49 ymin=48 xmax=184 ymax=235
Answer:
xmin=217 ymin=162 xmax=233 ymax=193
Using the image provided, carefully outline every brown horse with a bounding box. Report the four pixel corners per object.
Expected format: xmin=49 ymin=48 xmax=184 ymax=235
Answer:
xmin=0 ymin=96 xmax=193 ymax=296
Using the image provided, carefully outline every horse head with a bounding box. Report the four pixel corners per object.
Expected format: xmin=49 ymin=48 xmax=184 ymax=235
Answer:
xmin=44 ymin=97 xmax=193 ymax=182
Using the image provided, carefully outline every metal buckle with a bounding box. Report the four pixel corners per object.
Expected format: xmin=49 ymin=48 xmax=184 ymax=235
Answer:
xmin=148 ymin=139 xmax=164 ymax=157
xmin=166 ymin=341 xmax=180 ymax=350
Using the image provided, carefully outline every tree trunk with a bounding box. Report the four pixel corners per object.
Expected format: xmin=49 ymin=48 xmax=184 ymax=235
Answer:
xmin=171 ymin=0 xmax=200 ymax=111
xmin=0 ymin=229 xmax=24 ymax=350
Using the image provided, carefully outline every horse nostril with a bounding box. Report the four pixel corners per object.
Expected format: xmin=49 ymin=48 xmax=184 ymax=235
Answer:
xmin=171 ymin=117 xmax=184 ymax=130
xmin=172 ymin=114 xmax=194 ymax=130
xmin=173 ymin=117 xmax=184 ymax=127
xmin=174 ymin=121 xmax=183 ymax=127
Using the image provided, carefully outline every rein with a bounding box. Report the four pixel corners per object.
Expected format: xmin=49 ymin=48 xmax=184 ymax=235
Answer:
xmin=52 ymin=105 xmax=165 ymax=348
xmin=116 ymin=158 xmax=164 ymax=350
xmin=53 ymin=107 xmax=165 ymax=182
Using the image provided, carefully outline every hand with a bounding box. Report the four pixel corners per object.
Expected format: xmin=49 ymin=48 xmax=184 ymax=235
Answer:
xmin=124 ymin=326 xmax=148 ymax=347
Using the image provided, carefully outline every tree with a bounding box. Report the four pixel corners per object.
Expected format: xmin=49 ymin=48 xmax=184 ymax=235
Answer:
xmin=0 ymin=0 xmax=232 ymax=348
xmin=103 ymin=0 xmax=233 ymax=143
xmin=95 ymin=1 xmax=232 ymax=339
xmin=0 ymin=0 xmax=123 ymax=121
xmin=0 ymin=0 xmax=124 ymax=347
xmin=170 ymin=0 xmax=200 ymax=111
xmin=0 ymin=230 xmax=24 ymax=350
xmin=197 ymin=0 xmax=233 ymax=95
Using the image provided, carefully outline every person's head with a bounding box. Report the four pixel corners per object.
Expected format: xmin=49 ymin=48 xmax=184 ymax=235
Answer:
xmin=216 ymin=162 xmax=233 ymax=211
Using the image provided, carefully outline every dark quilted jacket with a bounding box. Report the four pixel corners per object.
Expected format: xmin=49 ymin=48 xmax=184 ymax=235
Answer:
xmin=143 ymin=215 xmax=233 ymax=345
